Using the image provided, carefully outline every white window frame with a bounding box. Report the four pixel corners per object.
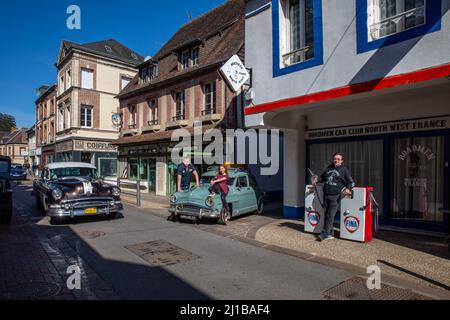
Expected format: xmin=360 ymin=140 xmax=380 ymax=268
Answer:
xmin=121 ymin=76 xmax=131 ymax=90
xmin=66 ymin=103 xmax=71 ymax=128
xmin=58 ymin=106 xmax=65 ymax=131
xmin=280 ymin=0 xmax=315 ymax=67
xmin=203 ymin=82 xmax=216 ymax=114
xmin=180 ymin=50 xmax=189 ymax=70
xmin=129 ymin=105 xmax=137 ymax=127
xmin=174 ymin=91 xmax=185 ymax=120
xmin=66 ymin=69 xmax=72 ymax=89
xmin=148 ymin=99 xmax=158 ymax=125
xmin=80 ymin=105 xmax=93 ymax=128
xmin=368 ymin=0 xmax=426 ymax=41
xmin=59 ymin=75 xmax=65 ymax=94
xmin=81 ymin=68 xmax=94 ymax=90
xmin=191 ymin=47 xmax=200 ymax=66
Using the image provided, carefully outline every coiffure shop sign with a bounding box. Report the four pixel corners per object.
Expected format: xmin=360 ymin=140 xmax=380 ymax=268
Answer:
xmin=306 ymin=116 xmax=450 ymax=140
xmin=73 ymin=140 xmax=117 ymax=152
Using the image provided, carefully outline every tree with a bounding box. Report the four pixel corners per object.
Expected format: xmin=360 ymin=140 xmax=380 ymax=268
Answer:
xmin=0 ymin=113 xmax=16 ymax=132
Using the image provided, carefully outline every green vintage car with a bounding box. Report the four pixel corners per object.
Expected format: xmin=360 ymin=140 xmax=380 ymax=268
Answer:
xmin=169 ymin=168 xmax=265 ymax=222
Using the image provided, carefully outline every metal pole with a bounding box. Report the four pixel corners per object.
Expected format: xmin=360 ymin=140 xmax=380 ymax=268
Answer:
xmin=137 ymin=180 xmax=141 ymax=207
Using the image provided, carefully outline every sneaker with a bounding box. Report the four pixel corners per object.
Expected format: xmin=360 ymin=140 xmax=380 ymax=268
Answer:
xmin=323 ymin=235 xmax=335 ymax=241
xmin=317 ymin=234 xmax=326 ymax=241
xmin=209 ymin=193 xmax=216 ymax=197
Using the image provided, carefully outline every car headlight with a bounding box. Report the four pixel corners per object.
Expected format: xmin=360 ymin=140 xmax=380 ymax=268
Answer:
xmin=205 ymin=197 xmax=214 ymax=207
xmin=111 ymin=187 xmax=121 ymax=197
xmin=170 ymin=195 xmax=177 ymax=203
xmin=52 ymin=189 xmax=63 ymax=201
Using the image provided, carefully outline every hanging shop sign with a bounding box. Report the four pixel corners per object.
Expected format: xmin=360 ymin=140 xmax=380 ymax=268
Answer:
xmin=306 ymin=116 xmax=450 ymax=140
xmin=220 ymin=55 xmax=250 ymax=93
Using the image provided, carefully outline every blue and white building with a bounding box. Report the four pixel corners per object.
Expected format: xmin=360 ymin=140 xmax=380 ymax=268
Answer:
xmin=245 ymin=0 xmax=450 ymax=234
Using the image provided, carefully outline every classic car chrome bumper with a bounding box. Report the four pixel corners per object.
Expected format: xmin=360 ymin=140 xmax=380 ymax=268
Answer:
xmin=169 ymin=204 xmax=219 ymax=219
xmin=47 ymin=198 xmax=123 ymax=218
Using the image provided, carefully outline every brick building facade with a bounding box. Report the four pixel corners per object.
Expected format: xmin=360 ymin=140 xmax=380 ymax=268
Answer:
xmin=113 ymin=0 xmax=245 ymax=196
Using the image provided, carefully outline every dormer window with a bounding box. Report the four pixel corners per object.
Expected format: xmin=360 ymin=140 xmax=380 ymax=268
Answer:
xmin=105 ymin=45 xmax=112 ymax=53
xmin=180 ymin=50 xmax=190 ymax=70
xmin=148 ymin=65 xmax=156 ymax=81
xmin=140 ymin=67 xmax=148 ymax=83
xmin=191 ymin=47 xmax=200 ymax=66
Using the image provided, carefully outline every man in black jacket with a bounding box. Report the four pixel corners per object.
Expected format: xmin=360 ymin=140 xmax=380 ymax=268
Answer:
xmin=313 ymin=152 xmax=355 ymax=241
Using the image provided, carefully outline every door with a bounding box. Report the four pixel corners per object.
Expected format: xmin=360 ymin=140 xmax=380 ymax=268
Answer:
xmin=390 ymin=136 xmax=445 ymax=227
xmin=236 ymin=175 xmax=256 ymax=214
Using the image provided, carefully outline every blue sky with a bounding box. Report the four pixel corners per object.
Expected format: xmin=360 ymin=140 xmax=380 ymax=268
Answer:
xmin=0 ymin=0 xmax=226 ymax=129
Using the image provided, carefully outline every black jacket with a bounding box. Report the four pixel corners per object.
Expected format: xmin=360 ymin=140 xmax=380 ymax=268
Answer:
xmin=318 ymin=164 xmax=355 ymax=195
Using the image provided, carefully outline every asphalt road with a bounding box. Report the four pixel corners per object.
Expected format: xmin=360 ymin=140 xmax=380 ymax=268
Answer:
xmin=12 ymin=182 xmax=353 ymax=300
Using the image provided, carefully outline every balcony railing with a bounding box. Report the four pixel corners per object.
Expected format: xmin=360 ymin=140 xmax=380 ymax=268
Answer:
xmin=202 ymin=108 xmax=216 ymax=116
xmin=128 ymin=124 xmax=137 ymax=130
xmin=369 ymin=5 xmax=425 ymax=40
xmin=282 ymin=46 xmax=311 ymax=66
xmin=172 ymin=113 xmax=185 ymax=121
xmin=148 ymin=119 xmax=158 ymax=126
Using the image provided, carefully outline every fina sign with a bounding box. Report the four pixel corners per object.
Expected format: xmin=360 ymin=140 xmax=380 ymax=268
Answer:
xmin=220 ymin=55 xmax=250 ymax=93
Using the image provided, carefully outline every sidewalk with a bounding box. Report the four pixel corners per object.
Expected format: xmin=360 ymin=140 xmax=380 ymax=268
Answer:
xmin=119 ymin=195 xmax=450 ymax=299
xmin=254 ymin=219 xmax=450 ymax=296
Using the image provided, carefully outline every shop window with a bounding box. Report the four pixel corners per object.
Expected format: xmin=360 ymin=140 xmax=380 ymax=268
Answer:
xmin=308 ymin=140 xmax=384 ymax=214
xmin=129 ymin=158 xmax=139 ymax=180
xmin=391 ymin=136 xmax=444 ymax=223
xmin=356 ymin=0 xmax=442 ymax=53
xmin=98 ymin=158 xmax=117 ymax=178
xmin=81 ymin=152 xmax=93 ymax=164
xmin=273 ymin=0 xmax=323 ymax=77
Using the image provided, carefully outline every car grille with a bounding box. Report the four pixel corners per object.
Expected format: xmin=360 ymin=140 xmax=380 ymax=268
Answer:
xmin=178 ymin=205 xmax=202 ymax=215
xmin=62 ymin=198 xmax=113 ymax=208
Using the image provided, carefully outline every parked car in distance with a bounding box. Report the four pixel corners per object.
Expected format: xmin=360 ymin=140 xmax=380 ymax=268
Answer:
xmin=33 ymin=162 xmax=123 ymax=225
xmin=169 ymin=167 xmax=265 ymax=223
xmin=0 ymin=156 xmax=13 ymax=224
xmin=10 ymin=163 xmax=27 ymax=181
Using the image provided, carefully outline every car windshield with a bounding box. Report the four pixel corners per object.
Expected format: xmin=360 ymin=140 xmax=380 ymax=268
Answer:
xmin=0 ymin=161 xmax=9 ymax=173
xmin=11 ymin=164 xmax=23 ymax=170
xmin=50 ymin=167 xmax=97 ymax=180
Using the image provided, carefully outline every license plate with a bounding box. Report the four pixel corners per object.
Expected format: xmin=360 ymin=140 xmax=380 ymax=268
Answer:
xmin=180 ymin=215 xmax=197 ymax=221
xmin=84 ymin=208 xmax=97 ymax=215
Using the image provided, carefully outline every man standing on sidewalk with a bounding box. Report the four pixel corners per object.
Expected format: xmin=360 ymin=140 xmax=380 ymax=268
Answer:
xmin=313 ymin=152 xmax=355 ymax=241
xmin=168 ymin=158 xmax=200 ymax=221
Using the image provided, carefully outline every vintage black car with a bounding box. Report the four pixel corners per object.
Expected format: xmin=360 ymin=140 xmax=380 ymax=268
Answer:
xmin=0 ymin=156 xmax=13 ymax=224
xmin=33 ymin=162 xmax=123 ymax=224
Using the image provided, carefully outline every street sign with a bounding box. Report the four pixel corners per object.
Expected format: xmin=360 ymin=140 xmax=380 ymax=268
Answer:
xmin=220 ymin=55 xmax=250 ymax=93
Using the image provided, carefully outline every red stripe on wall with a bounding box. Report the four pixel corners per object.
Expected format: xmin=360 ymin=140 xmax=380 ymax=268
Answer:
xmin=244 ymin=63 xmax=450 ymax=115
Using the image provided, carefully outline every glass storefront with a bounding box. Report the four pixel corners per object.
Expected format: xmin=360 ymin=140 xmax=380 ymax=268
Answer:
xmin=307 ymin=132 xmax=449 ymax=232
xmin=127 ymin=157 xmax=157 ymax=192
xmin=391 ymin=136 xmax=445 ymax=223
xmin=309 ymin=139 xmax=384 ymax=214
xmin=98 ymin=158 xmax=118 ymax=178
